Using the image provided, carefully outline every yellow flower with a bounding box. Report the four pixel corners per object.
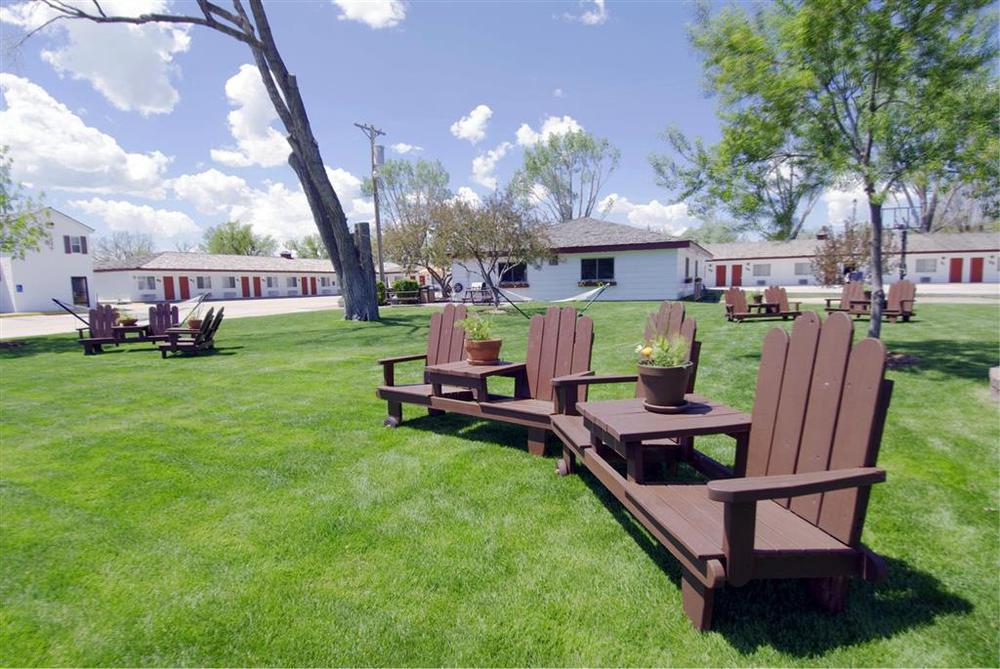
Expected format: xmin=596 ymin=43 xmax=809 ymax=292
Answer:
xmin=640 ymin=346 xmax=653 ymax=358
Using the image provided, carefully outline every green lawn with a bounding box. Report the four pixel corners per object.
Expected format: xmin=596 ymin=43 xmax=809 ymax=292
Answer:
xmin=1 ymin=302 xmax=997 ymax=666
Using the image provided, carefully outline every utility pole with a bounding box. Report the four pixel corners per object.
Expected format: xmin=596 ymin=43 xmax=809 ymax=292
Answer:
xmin=355 ymin=122 xmax=386 ymax=287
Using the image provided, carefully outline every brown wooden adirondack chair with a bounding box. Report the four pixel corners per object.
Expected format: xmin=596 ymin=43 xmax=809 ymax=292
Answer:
xmin=376 ymin=304 xmax=471 ymax=427
xmin=882 ymin=280 xmax=916 ymax=322
xmin=78 ymin=304 xmax=119 ymax=355
xmin=429 ymin=306 xmax=594 ymax=456
xmin=724 ymin=287 xmax=778 ymax=322
xmin=159 ymin=307 xmax=221 ymax=358
xmin=823 ymin=281 xmax=865 ymax=315
xmin=146 ymin=303 xmax=180 ymax=341
xmin=580 ymin=312 xmax=892 ymax=630
xmin=764 ymin=286 xmax=802 ymax=319
xmin=551 ymin=301 xmax=701 ymax=477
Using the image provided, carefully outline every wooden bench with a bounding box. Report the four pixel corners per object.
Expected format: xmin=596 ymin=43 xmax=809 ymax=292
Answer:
xmin=78 ymin=304 xmax=118 ymax=355
xmin=376 ymin=304 xmax=472 ymax=426
xmin=428 ymin=306 xmax=594 ymax=455
xmin=850 ymin=280 xmax=916 ymax=323
xmin=824 ymin=281 xmax=866 ymax=316
xmin=724 ymin=287 xmax=787 ymax=322
xmin=551 ymin=302 xmax=702 ymax=479
xmin=159 ymin=307 xmax=224 ymax=358
xmin=566 ymin=312 xmax=893 ymax=631
xmin=763 ymin=286 xmax=803 ymax=319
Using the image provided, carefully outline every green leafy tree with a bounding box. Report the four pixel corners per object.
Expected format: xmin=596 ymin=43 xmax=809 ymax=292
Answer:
xmin=685 ymin=216 xmax=744 ymax=244
xmin=688 ymin=0 xmax=997 ymax=336
xmin=364 ymin=159 xmax=454 ymax=295
xmin=93 ymin=231 xmax=155 ymax=264
xmin=651 ymin=127 xmax=826 ymax=240
xmin=515 ymin=131 xmax=620 ymax=222
xmin=0 ymin=148 xmax=50 ymax=260
xmin=436 ymin=184 xmax=551 ymax=307
xmin=202 ymin=220 xmax=277 ymax=256
xmin=286 ymin=234 xmax=329 ymax=259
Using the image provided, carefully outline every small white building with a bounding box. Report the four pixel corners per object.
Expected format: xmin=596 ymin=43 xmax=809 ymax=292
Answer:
xmin=94 ymin=252 xmax=405 ymax=303
xmin=0 ymin=208 xmax=95 ymax=313
xmin=705 ymin=231 xmax=1000 ymax=287
xmin=451 ymin=218 xmax=712 ymax=301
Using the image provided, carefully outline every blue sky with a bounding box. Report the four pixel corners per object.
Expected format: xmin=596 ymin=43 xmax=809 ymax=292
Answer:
xmin=0 ymin=0 xmax=854 ymax=248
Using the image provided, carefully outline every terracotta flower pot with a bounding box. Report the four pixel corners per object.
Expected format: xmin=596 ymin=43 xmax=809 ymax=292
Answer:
xmin=637 ymin=362 xmax=692 ymax=411
xmin=119 ymin=318 xmax=137 ymax=326
xmin=188 ymin=319 xmax=203 ymax=329
xmin=466 ymin=338 xmax=502 ymax=365
xmin=752 ymin=294 xmax=763 ymax=304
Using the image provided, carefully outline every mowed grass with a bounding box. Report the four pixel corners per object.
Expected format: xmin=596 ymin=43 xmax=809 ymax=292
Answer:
xmin=1 ymin=301 xmax=997 ymax=667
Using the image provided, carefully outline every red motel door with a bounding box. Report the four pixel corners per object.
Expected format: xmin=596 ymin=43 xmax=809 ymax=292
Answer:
xmin=731 ymin=265 xmax=743 ymax=287
xmin=970 ymin=257 xmax=984 ymax=283
xmin=240 ymin=276 xmax=250 ymax=297
xmin=252 ymin=276 xmax=262 ymax=297
xmin=949 ymin=258 xmax=963 ymax=282
xmin=310 ymin=277 xmax=317 ymax=294
xmin=179 ymin=276 xmax=191 ymax=299
xmin=301 ymin=276 xmax=309 ymax=294
xmin=715 ymin=265 xmax=726 ymax=287
xmin=163 ymin=276 xmax=175 ymax=301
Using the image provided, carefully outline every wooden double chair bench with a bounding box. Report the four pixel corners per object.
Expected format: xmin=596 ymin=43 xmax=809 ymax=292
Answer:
xmin=825 ymin=280 xmax=917 ymax=323
xmin=375 ymin=303 xmax=893 ymax=631
xmin=78 ymin=303 xmax=180 ymax=355
xmin=725 ymin=286 xmax=803 ymax=322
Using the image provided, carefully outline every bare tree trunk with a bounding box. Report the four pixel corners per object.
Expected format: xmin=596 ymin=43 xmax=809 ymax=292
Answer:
xmin=867 ymin=196 xmax=884 ymax=338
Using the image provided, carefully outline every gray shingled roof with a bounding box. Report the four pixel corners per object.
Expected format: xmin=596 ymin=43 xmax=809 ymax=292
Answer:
xmin=95 ymin=251 xmax=402 ymax=274
xmin=706 ymin=231 xmax=999 ymax=260
xmin=547 ymin=217 xmax=700 ymax=251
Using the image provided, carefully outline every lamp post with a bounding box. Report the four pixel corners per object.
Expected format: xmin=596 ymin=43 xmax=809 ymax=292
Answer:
xmin=355 ymin=122 xmax=386 ymax=287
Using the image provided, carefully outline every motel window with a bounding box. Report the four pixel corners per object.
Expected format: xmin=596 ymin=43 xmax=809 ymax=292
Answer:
xmin=286 ymin=276 xmax=298 ymax=288
xmin=581 ymin=257 xmax=615 ymax=282
xmin=320 ymin=277 xmax=331 ymax=287
xmin=136 ymin=276 xmax=155 ymax=290
xmin=195 ymin=276 xmax=212 ymax=289
xmin=498 ymin=261 xmax=527 ymax=284
xmin=794 ymin=262 xmax=812 ymax=276
xmin=224 ymin=276 xmax=237 ymax=289
xmin=266 ymin=276 xmax=278 ymax=288
xmin=915 ymin=258 xmax=937 ymax=273
xmin=752 ymin=263 xmax=771 ymax=277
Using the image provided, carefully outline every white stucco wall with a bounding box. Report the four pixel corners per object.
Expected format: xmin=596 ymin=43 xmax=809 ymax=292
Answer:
xmin=0 ymin=209 xmax=94 ymax=313
xmin=452 ymin=246 xmax=710 ymax=301
xmin=94 ymin=269 xmax=342 ymax=303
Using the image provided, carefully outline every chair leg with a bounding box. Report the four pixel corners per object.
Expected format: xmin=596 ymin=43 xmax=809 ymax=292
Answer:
xmin=681 ymin=570 xmax=716 ymax=631
xmin=384 ymin=401 xmax=402 ymax=427
xmin=527 ymin=428 xmax=546 ymax=456
xmin=808 ymin=576 xmax=849 ymax=614
xmin=557 ymin=447 xmax=575 ymax=476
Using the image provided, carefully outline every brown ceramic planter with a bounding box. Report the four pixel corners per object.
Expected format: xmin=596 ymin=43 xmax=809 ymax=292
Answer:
xmin=637 ymin=362 xmax=692 ymax=411
xmin=119 ymin=318 xmax=138 ymax=326
xmin=187 ymin=319 xmax=203 ymax=329
xmin=466 ymin=338 xmax=502 ymax=365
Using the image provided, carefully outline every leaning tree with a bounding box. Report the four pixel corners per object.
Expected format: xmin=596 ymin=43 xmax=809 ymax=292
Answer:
xmin=23 ymin=0 xmax=380 ymax=319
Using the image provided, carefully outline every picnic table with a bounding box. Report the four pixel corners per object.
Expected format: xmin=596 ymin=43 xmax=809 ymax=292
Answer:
xmin=577 ymin=395 xmax=752 ymax=483
xmin=425 ymin=359 xmax=529 ymax=402
xmin=111 ymin=323 xmax=150 ymax=343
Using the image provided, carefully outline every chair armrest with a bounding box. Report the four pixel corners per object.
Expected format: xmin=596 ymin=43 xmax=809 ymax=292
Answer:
xmin=788 ymin=301 xmax=801 ymax=309
xmin=823 ymin=297 xmax=838 ymax=307
xmin=707 ymin=467 xmax=885 ymax=504
xmin=552 ymin=372 xmax=637 ymax=388
xmin=377 ymin=353 xmax=427 ymax=366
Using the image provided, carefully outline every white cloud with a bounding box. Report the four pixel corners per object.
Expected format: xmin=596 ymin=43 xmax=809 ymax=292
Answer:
xmin=515 ymin=115 xmax=583 ymax=146
xmin=1 ymin=1 xmax=190 ymax=116
xmin=170 ymin=169 xmax=251 ymax=214
xmin=564 ymin=0 xmax=608 ymax=25
xmin=552 ymin=88 xmax=565 ymax=98
xmin=822 ymin=187 xmax=866 ymax=227
xmin=169 ymin=167 xmax=373 ymax=242
xmin=471 ymin=142 xmax=512 ymax=190
xmin=391 ymin=142 xmax=423 ymax=154
xmin=210 ymin=64 xmax=289 ymax=168
xmin=452 ymin=187 xmax=482 ymax=206
xmin=599 ymin=193 xmax=697 ymax=235
xmin=0 ymin=74 xmax=170 ymax=197
xmin=450 ymin=104 xmax=493 ymax=144
xmin=69 ymin=198 xmax=198 ymax=239
xmin=332 ymin=0 xmax=406 ymax=29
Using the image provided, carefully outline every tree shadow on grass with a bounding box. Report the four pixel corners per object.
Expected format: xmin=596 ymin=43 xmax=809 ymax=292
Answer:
xmin=0 ymin=335 xmax=95 ymax=359
xmin=572 ymin=463 xmax=972 ymax=656
xmin=877 ymin=338 xmax=997 ymax=382
xmin=398 ymin=411 xmax=539 ymax=456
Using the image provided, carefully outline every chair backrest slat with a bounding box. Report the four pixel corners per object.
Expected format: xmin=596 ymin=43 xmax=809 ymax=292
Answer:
xmin=534 ymin=307 xmax=563 ymax=401
xmin=426 ymin=304 xmax=466 ymax=365
xmin=552 ymin=307 xmax=578 ymax=381
xmin=746 ymin=312 xmax=890 ymax=545
xmin=726 ymin=287 xmax=748 ymax=314
xmin=207 ymin=307 xmax=224 ymax=339
xmin=570 ymin=315 xmax=594 ymax=403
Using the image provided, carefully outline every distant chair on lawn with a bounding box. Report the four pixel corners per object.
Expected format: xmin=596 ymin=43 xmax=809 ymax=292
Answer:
xmin=77 ymin=304 xmax=118 ymax=355
xmin=158 ymin=307 xmax=224 ymax=358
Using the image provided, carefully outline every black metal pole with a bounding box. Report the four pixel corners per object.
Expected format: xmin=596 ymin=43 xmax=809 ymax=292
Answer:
xmin=899 ymin=228 xmax=908 ymax=280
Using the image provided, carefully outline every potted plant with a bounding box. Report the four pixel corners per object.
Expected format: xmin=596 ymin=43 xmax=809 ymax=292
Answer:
xmin=118 ymin=310 xmax=139 ymax=327
xmin=186 ymin=307 xmax=203 ymax=330
xmin=750 ymin=290 xmax=764 ymax=304
xmin=636 ymin=334 xmax=692 ymax=413
xmin=457 ymin=314 xmax=502 ymax=365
